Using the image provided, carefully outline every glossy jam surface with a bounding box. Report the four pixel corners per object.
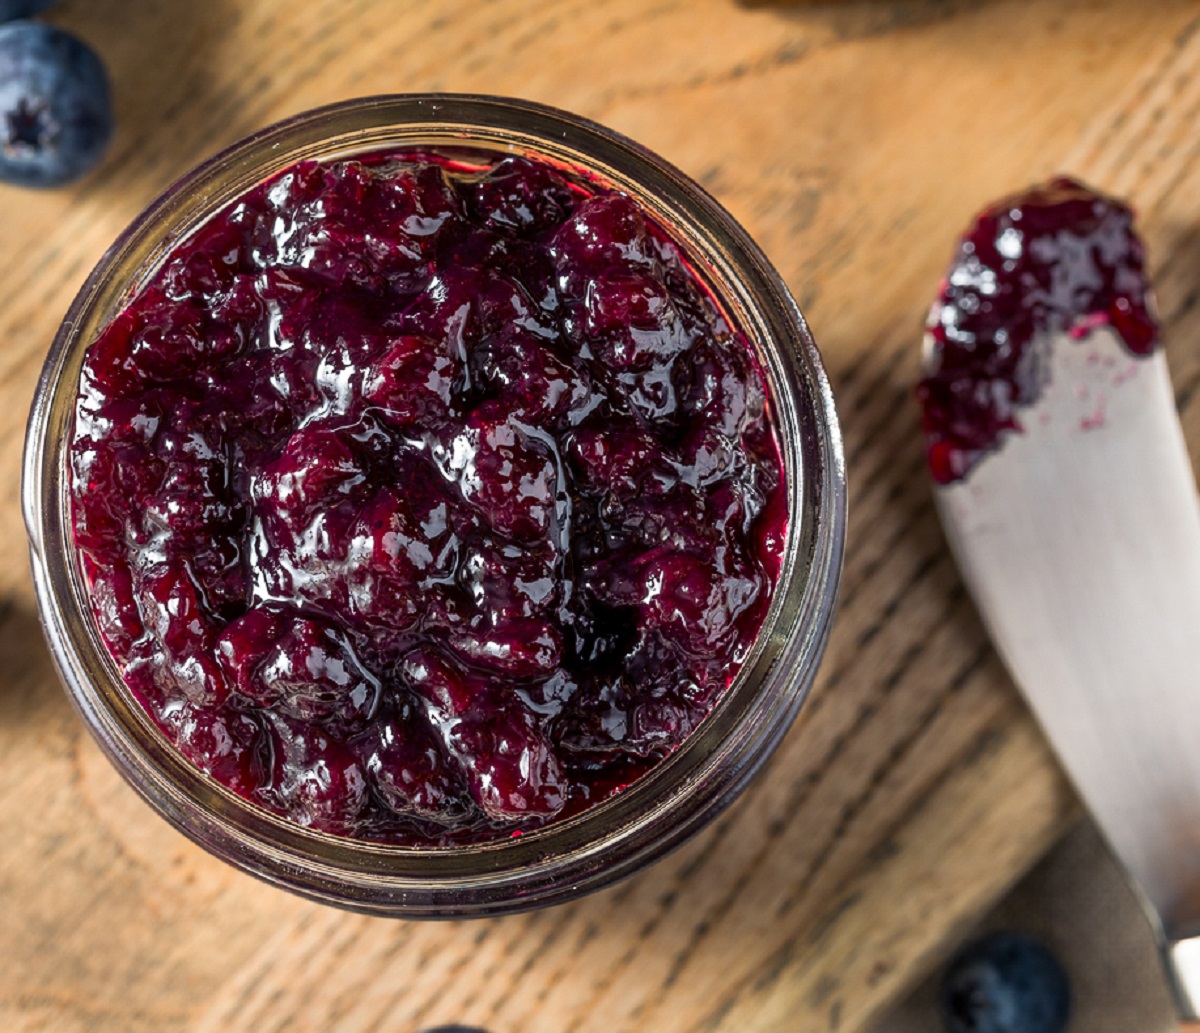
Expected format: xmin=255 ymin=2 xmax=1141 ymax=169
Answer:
xmin=916 ymin=177 xmax=1157 ymax=484
xmin=69 ymin=148 xmax=787 ymax=844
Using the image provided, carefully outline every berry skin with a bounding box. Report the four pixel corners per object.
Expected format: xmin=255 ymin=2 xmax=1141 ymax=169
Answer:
xmin=0 ymin=2 xmax=56 ymax=21
xmin=467 ymin=154 xmax=574 ymax=236
xmin=940 ymin=932 xmax=1071 ymax=1033
xmin=0 ymin=21 xmax=112 ymax=187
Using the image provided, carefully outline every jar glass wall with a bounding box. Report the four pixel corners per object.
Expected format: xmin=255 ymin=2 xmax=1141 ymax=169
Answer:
xmin=23 ymin=95 xmax=845 ymax=917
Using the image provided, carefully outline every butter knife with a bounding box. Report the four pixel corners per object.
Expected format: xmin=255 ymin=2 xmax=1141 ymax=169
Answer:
xmin=918 ymin=178 xmax=1200 ymax=1025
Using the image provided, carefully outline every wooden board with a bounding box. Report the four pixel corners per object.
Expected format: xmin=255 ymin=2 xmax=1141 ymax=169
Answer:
xmin=5 ymin=0 xmax=1200 ymax=1029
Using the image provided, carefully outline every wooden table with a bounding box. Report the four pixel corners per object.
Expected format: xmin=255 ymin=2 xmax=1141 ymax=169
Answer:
xmin=5 ymin=0 xmax=1199 ymax=1029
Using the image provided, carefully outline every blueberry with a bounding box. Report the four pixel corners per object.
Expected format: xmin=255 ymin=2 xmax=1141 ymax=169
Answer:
xmin=419 ymin=1028 xmax=492 ymax=1033
xmin=0 ymin=1 xmax=56 ymax=21
xmin=940 ymin=931 xmax=1071 ymax=1033
xmin=0 ymin=21 xmax=112 ymax=187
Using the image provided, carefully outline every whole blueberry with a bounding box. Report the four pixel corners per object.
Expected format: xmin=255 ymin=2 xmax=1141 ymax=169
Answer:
xmin=0 ymin=21 xmax=112 ymax=187
xmin=939 ymin=931 xmax=1071 ymax=1033
xmin=419 ymin=1028 xmax=493 ymax=1033
xmin=0 ymin=1 xmax=57 ymax=21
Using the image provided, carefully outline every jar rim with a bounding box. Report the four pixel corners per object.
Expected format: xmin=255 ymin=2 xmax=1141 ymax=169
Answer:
xmin=22 ymin=94 xmax=846 ymax=916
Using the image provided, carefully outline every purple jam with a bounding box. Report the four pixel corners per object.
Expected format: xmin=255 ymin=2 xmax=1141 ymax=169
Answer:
xmin=916 ymin=177 xmax=1158 ymax=484
xmin=69 ymin=148 xmax=787 ymax=844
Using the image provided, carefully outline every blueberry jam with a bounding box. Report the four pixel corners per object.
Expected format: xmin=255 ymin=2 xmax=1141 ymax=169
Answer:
xmin=69 ymin=149 xmax=787 ymax=844
xmin=916 ymin=177 xmax=1158 ymax=484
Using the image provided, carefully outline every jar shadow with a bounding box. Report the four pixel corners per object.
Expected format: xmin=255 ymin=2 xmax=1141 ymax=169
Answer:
xmin=0 ymin=594 xmax=74 ymax=726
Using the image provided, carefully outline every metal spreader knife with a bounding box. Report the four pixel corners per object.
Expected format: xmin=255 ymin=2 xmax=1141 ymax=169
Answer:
xmin=917 ymin=178 xmax=1200 ymax=1025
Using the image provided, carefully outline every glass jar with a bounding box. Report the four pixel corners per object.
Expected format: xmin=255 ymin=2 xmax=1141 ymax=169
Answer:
xmin=22 ymin=95 xmax=845 ymax=917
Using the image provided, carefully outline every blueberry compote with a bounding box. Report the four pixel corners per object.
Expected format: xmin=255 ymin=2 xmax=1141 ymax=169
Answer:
xmin=917 ymin=177 xmax=1157 ymax=484
xmin=69 ymin=149 xmax=787 ymax=844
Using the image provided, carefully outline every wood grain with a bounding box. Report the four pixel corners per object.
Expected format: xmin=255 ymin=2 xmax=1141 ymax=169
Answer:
xmin=4 ymin=1 xmax=1200 ymax=1030
xmin=876 ymin=819 xmax=1188 ymax=1032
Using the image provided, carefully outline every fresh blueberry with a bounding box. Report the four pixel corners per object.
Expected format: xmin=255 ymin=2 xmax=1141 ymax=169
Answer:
xmin=0 ymin=21 xmax=112 ymax=187
xmin=419 ymin=1028 xmax=493 ymax=1033
xmin=0 ymin=1 xmax=56 ymax=21
xmin=940 ymin=931 xmax=1071 ymax=1033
